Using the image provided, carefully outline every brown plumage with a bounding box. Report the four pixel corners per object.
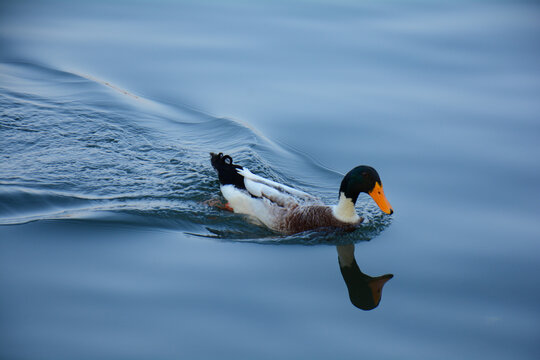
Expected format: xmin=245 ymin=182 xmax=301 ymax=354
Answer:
xmin=275 ymin=204 xmax=363 ymax=234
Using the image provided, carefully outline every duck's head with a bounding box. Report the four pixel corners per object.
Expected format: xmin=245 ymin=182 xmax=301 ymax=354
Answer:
xmin=339 ymin=166 xmax=393 ymax=215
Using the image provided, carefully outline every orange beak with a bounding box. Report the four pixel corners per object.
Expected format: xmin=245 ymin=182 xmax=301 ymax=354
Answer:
xmin=368 ymin=182 xmax=393 ymax=214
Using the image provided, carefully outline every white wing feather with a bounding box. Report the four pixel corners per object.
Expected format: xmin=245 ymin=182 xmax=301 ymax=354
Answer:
xmin=244 ymin=178 xmax=297 ymax=207
xmin=237 ymin=167 xmax=318 ymax=202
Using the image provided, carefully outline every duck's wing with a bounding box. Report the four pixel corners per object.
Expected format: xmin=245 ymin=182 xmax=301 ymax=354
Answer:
xmin=237 ymin=167 xmax=320 ymax=206
xmin=243 ymin=178 xmax=297 ymax=208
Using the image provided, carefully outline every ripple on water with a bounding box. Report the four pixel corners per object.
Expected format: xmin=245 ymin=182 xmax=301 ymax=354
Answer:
xmin=0 ymin=61 xmax=391 ymax=243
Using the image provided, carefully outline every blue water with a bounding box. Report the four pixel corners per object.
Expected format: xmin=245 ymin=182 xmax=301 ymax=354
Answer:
xmin=1 ymin=0 xmax=540 ymax=359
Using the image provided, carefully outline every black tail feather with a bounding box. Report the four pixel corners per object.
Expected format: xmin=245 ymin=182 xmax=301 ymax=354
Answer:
xmin=210 ymin=152 xmax=246 ymax=189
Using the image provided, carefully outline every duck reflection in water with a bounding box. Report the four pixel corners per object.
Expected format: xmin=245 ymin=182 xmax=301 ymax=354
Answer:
xmin=337 ymin=244 xmax=393 ymax=310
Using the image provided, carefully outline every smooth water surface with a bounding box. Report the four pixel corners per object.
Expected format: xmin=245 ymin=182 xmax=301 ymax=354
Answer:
xmin=1 ymin=0 xmax=540 ymax=359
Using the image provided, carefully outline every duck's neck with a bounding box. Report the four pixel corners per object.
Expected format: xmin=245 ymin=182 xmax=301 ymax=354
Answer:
xmin=332 ymin=192 xmax=361 ymax=223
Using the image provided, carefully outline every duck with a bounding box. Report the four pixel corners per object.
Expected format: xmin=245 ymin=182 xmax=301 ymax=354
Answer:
xmin=209 ymin=152 xmax=393 ymax=234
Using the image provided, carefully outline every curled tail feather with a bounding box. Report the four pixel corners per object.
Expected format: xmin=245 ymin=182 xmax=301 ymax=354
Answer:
xmin=210 ymin=152 xmax=246 ymax=190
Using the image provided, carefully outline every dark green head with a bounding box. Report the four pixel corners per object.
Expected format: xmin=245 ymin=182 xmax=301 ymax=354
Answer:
xmin=339 ymin=166 xmax=393 ymax=214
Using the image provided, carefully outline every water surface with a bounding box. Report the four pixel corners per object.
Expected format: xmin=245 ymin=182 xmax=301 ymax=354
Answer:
xmin=1 ymin=0 xmax=540 ymax=359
